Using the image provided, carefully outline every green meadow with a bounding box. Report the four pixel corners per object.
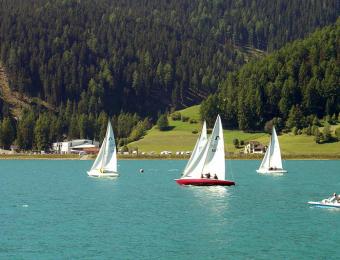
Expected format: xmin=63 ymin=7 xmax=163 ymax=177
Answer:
xmin=129 ymin=105 xmax=340 ymax=158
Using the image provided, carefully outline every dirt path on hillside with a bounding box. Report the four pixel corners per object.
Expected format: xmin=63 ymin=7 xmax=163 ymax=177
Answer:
xmin=0 ymin=63 xmax=54 ymax=118
xmin=0 ymin=64 xmax=30 ymax=117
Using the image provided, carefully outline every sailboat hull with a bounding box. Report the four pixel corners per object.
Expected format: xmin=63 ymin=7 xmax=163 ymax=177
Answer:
xmin=256 ymin=169 xmax=287 ymax=174
xmin=175 ymin=178 xmax=235 ymax=186
xmin=308 ymin=201 xmax=340 ymax=208
xmin=87 ymin=170 xmax=119 ymax=178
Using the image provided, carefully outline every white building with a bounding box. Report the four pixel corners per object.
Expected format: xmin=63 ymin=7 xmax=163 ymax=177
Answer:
xmin=160 ymin=151 xmax=172 ymax=155
xmin=244 ymin=141 xmax=266 ymax=154
xmin=52 ymin=139 xmax=99 ymax=154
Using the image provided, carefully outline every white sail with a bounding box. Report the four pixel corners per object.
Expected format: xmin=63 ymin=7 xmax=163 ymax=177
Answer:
xmin=201 ymin=115 xmax=225 ymax=180
xmin=258 ymin=141 xmax=270 ymax=170
xmin=269 ymin=127 xmax=283 ymax=169
xmin=182 ymin=121 xmax=208 ymax=178
xmin=258 ymin=126 xmax=284 ymax=172
xmin=90 ymin=121 xmax=117 ymax=173
xmin=90 ymin=137 xmax=106 ymax=171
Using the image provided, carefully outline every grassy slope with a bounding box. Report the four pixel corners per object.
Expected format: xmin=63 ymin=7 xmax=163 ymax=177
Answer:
xmin=129 ymin=105 xmax=340 ymax=157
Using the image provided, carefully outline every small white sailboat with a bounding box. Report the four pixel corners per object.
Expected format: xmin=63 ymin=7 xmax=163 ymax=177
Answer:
xmin=256 ymin=126 xmax=287 ymax=174
xmin=87 ymin=121 xmax=119 ymax=178
xmin=308 ymin=193 xmax=340 ymax=208
xmin=175 ymin=115 xmax=235 ymax=186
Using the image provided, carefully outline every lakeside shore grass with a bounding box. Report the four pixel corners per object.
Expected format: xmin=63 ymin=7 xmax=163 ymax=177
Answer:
xmin=129 ymin=105 xmax=340 ymax=156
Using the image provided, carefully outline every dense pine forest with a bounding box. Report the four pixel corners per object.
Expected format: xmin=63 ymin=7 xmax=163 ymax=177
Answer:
xmin=0 ymin=0 xmax=339 ymax=150
xmin=201 ymin=20 xmax=340 ymax=132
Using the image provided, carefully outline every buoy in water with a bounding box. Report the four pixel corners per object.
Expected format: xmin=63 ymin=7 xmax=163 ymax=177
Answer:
xmin=139 ymin=168 xmax=144 ymax=173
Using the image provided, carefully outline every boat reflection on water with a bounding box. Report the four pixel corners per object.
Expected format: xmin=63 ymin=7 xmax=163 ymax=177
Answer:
xmin=188 ymin=185 xmax=232 ymax=214
xmin=203 ymin=186 xmax=229 ymax=197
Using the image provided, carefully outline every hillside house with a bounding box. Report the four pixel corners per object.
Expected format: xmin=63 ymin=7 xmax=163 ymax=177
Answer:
xmin=244 ymin=141 xmax=266 ymax=154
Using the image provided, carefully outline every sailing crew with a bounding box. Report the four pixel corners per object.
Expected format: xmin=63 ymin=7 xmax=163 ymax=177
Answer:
xmin=331 ymin=193 xmax=337 ymax=202
xmin=205 ymin=173 xmax=211 ymax=179
xmin=213 ymin=174 xmax=218 ymax=180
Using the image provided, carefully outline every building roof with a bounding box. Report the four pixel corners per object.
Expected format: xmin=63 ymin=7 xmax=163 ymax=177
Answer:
xmin=72 ymin=144 xmax=98 ymax=149
xmin=254 ymin=144 xmax=266 ymax=149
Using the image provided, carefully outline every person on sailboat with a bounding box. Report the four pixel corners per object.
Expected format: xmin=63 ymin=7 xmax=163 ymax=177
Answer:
xmin=213 ymin=174 xmax=218 ymax=180
xmin=333 ymin=192 xmax=337 ymax=200
xmin=329 ymin=193 xmax=338 ymax=202
xmin=205 ymin=173 xmax=211 ymax=179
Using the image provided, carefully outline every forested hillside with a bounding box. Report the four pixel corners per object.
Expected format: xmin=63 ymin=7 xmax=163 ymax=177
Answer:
xmin=0 ymin=0 xmax=339 ymax=151
xmin=201 ymin=20 xmax=340 ymax=131
xmin=0 ymin=0 xmax=338 ymax=118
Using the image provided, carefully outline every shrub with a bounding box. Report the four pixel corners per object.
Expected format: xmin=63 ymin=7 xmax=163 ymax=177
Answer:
xmin=292 ymin=127 xmax=298 ymax=135
xmin=128 ymin=120 xmax=148 ymax=142
xmin=121 ymin=145 xmax=129 ymax=152
xmin=170 ymin=112 xmax=181 ymax=121
xmin=323 ymin=124 xmax=332 ymax=142
xmin=335 ymin=127 xmax=340 ymax=141
xmin=181 ymin=116 xmax=189 ymax=122
xmin=302 ymin=127 xmax=308 ymax=135
xmin=240 ymin=140 xmax=245 ymax=146
xmin=157 ymin=114 xmax=169 ymax=131
xmin=232 ymin=138 xmax=239 ymax=148
xmin=192 ymin=129 xmax=198 ymax=134
xmin=314 ymin=128 xmax=323 ymax=144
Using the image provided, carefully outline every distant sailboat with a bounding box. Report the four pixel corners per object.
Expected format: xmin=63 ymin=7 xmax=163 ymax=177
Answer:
xmin=256 ymin=126 xmax=287 ymax=174
xmin=87 ymin=121 xmax=119 ymax=177
xmin=175 ymin=115 xmax=235 ymax=186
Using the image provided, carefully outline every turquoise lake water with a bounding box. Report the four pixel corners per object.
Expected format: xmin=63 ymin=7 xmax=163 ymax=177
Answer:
xmin=1 ymin=160 xmax=340 ymax=259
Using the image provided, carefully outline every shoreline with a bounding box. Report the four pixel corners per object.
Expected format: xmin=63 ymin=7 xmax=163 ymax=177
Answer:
xmin=0 ymin=154 xmax=339 ymax=160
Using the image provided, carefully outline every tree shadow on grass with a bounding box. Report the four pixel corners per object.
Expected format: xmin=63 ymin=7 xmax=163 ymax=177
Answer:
xmin=160 ymin=126 xmax=175 ymax=131
xmin=319 ymin=137 xmax=339 ymax=144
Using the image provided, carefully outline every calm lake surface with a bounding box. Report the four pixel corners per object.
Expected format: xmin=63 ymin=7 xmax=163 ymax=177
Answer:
xmin=1 ymin=160 xmax=340 ymax=259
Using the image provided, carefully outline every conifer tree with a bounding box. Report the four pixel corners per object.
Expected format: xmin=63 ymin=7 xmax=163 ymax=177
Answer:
xmin=34 ymin=114 xmax=50 ymax=151
xmin=0 ymin=117 xmax=15 ymax=149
